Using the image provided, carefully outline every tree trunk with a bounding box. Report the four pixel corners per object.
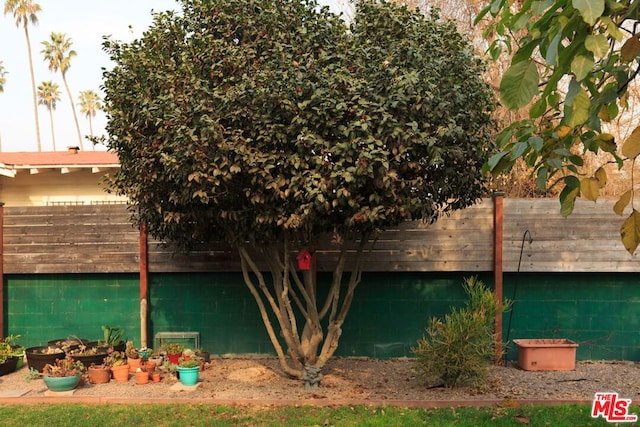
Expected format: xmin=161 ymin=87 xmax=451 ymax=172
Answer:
xmin=61 ymin=75 xmax=83 ymax=150
xmin=235 ymin=232 xmax=370 ymax=384
xmin=88 ymin=115 xmax=95 ymax=149
xmin=48 ymin=109 xmax=56 ymax=151
xmin=24 ymin=27 xmax=42 ymax=152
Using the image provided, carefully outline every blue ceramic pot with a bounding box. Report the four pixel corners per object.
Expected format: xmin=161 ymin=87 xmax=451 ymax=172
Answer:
xmin=43 ymin=374 xmax=81 ymax=392
xmin=177 ymin=366 xmax=199 ymax=386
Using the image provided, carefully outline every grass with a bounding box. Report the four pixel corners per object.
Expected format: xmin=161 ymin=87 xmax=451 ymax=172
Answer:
xmin=0 ymin=403 xmax=630 ymax=426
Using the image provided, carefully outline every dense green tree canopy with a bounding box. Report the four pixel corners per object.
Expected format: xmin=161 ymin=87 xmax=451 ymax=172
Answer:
xmin=104 ymin=0 xmax=494 ymax=247
xmin=102 ymin=0 xmax=495 ymax=378
xmin=478 ymin=0 xmax=640 ymax=252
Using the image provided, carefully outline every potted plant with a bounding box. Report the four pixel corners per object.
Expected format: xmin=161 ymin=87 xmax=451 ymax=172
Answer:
xmin=100 ymin=325 xmax=125 ymax=351
xmin=125 ymin=341 xmax=142 ymax=372
xmin=138 ymin=347 xmax=151 ymax=359
xmin=47 ymin=337 xmax=88 ymax=352
xmin=42 ymin=356 xmax=85 ymax=392
xmin=0 ymin=335 xmax=22 ymax=376
xmin=181 ymin=348 xmax=205 ymax=371
xmin=25 ymin=345 xmax=66 ymax=373
xmin=195 ymin=348 xmax=211 ymax=363
xmin=176 ymin=358 xmax=200 ymax=386
xmin=135 ymin=367 xmax=150 ymax=385
xmin=142 ymin=355 xmax=157 ymax=373
xmin=148 ymin=348 xmax=163 ymax=367
xmin=105 ymin=350 xmax=128 ymax=383
xmin=68 ymin=343 xmax=109 ymax=367
xmin=87 ymin=362 xmax=111 ymax=384
xmin=88 ymin=325 xmax=125 ymax=353
xmin=181 ymin=348 xmax=195 ymax=361
xmin=12 ymin=343 xmax=25 ymax=370
xmin=163 ymin=343 xmax=184 ymax=365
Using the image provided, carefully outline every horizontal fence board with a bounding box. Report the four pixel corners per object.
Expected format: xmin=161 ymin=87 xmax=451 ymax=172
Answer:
xmin=3 ymin=205 xmax=140 ymax=274
xmin=3 ymin=198 xmax=640 ymax=274
xmin=147 ymin=250 xmax=495 ymax=273
xmin=4 ymin=253 xmax=138 ymax=264
xmin=4 ymin=243 xmax=138 ymax=254
xmin=4 ymin=234 xmax=139 ymax=245
xmin=3 ymin=217 xmax=134 ymax=228
xmin=6 ymin=264 xmax=138 ymax=274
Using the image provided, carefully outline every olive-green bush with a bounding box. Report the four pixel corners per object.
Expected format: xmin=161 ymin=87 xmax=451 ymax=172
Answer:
xmin=412 ymin=277 xmax=509 ymax=387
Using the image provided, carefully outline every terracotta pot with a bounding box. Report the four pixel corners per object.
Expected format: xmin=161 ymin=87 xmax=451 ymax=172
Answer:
xmin=127 ymin=357 xmax=142 ymax=373
xmin=152 ymin=372 xmax=161 ymax=383
xmin=148 ymin=356 xmax=163 ymax=367
xmin=135 ymin=370 xmax=149 ymax=385
xmin=88 ymin=366 xmax=110 ymax=384
xmin=513 ymin=339 xmax=578 ymax=371
xmin=111 ymin=364 xmax=129 ymax=383
xmin=143 ymin=360 xmax=156 ymax=373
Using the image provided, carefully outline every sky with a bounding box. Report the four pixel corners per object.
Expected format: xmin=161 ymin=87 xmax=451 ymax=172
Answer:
xmin=0 ymin=0 xmax=349 ymax=153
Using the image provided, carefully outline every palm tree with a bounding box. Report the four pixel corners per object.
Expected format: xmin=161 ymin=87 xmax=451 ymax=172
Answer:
xmin=77 ymin=89 xmax=102 ymax=146
xmin=41 ymin=32 xmax=83 ymax=150
xmin=0 ymin=60 xmax=7 ymax=93
xmin=37 ymin=80 xmax=60 ymax=151
xmin=4 ymin=0 xmax=43 ymax=151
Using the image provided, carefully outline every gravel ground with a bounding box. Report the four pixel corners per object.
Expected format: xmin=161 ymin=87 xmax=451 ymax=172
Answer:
xmin=1 ymin=357 xmax=638 ymax=403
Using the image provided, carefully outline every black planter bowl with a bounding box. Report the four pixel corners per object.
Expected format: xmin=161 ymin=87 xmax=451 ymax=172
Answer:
xmin=25 ymin=346 xmax=66 ymax=373
xmin=47 ymin=338 xmax=88 ymax=352
xmin=69 ymin=351 xmax=108 ymax=367
xmin=0 ymin=356 xmax=19 ymax=376
xmin=86 ymin=341 xmax=126 ymax=353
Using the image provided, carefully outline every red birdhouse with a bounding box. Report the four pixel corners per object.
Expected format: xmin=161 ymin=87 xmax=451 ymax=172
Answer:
xmin=297 ymin=249 xmax=313 ymax=270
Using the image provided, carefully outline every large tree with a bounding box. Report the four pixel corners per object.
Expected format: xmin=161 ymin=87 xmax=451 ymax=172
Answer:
xmin=37 ymin=80 xmax=60 ymax=151
xmin=4 ymin=0 xmax=42 ymax=151
xmin=78 ymin=89 xmax=102 ymax=142
xmin=102 ymin=0 xmax=494 ymax=381
xmin=42 ymin=32 xmax=83 ymax=149
xmin=478 ymin=0 xmax=640 ymax=253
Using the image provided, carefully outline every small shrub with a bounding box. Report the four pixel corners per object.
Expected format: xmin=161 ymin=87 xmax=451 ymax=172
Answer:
xmin=163 ymin=343 xmax=184 ymax=355
xmin=178 ymin=359 xmax=200 ymax=368
xmin=24 ymin=368 xmax=41 ymax=382
xmin=411 ymin=276 xmax=509 ymax=387
xmin=42 ymin=356 xmax=85 ymax=377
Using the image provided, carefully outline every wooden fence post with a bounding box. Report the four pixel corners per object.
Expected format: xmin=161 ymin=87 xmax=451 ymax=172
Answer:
xmin=140 ymin=223 xmax=149 ymax=348
xmin=493 ymin=192 xmax=504 ymax=364
xmin=0 ymin=202 xmax=4 ymax=340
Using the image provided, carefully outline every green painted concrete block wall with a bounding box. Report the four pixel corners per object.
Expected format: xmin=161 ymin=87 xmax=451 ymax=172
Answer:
xmin=148 ymin=272 xmax=480 ymax=358
xmin=5 ymin=271 xmax=640 ymax=361
xmin=502 ymin=272 xmax=640 ymax=361
xmin=5 ymin=274 xmax=140 ymax=347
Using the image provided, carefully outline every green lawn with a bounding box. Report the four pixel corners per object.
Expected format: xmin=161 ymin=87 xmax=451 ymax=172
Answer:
xmin=0 ymin=403 xmax=630 ymax=426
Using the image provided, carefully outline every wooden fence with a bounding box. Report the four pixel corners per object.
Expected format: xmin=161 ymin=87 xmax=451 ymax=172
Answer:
xmin=2 ymin=197 xmax=637 ymax=274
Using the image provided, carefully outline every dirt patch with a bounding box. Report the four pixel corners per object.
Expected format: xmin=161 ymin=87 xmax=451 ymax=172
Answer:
xmin=0 ymin=357 xmax=638 ymax=403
